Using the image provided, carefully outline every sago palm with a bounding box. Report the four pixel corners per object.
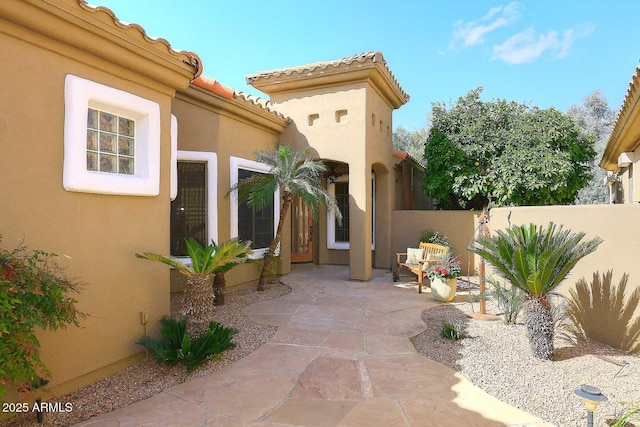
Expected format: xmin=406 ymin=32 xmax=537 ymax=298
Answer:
xmin=230 ymin=144 xmax=342 ymax=291
xmin=136 ymin=237 xmax=252 ymax=337
xmin=469 ymin=222 xmax=602 ymax=359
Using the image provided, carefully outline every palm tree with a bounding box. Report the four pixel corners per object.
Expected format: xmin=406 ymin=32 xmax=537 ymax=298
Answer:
xmin=469 ymin=222 xmax=602 ymax=360
xmin=136 ymin=237 xmax=252 ymax=337
xmin=230 ymin=144 xmax=341 ymax=291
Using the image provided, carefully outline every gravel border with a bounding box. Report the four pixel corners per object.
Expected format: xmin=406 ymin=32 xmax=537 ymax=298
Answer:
xmin=411 ymin=298 xmax=640 ymax=427
xmin=2 ymin=281 xmax=291 ymax=427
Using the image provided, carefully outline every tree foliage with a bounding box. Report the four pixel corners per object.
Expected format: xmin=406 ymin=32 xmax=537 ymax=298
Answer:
xmin=423 ymin=88 xmax=597 ymax=209
xmin=567 ymin=90 xmax=618 ymax=204
xmin=392 ymin=126 xmax=428 ymax=165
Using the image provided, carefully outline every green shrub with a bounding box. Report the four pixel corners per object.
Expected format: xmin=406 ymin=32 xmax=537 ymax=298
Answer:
xmin=441 ymin=319 xmax=466 ymax=340
xmin=0 ymin=236 xmax=83 ymax=400
xmin=485 ymin=276 xmax=525 ymax=325
xmin=138 ymin=317 xmax=236 ymax=373
xmin=419 ymin=229 xmax=450 ymax=247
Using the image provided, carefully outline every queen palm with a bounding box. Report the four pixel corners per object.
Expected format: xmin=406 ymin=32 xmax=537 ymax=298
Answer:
xmin=469 ymin=222 xmax=602 ymax=360
xmin=136 ymin=237 xmax=252 ymax=337
xmin=230 ymin=144 xmax=341 ymax=291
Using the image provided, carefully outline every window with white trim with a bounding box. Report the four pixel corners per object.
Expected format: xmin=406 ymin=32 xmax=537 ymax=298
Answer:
xmin=86 ymin=108 xmax=135 ymax=174
xmin=170 ymin=151 xmax=218 ymax=258
xmin=63 ymin=74 xmax=160 ymax=196
xmin=230 ymin=156 xmax=280 ymax=258
xmin=327 ymin=173 xmax=375 ymax=250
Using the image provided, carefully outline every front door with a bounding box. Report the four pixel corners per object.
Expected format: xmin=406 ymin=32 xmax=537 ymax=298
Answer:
xmin=291 ymin=196 xmax=313 ymax=263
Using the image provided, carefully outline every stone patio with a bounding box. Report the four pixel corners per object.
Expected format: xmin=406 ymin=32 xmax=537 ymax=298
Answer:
xmin=75 ymin=265 xmax=551 ymax=427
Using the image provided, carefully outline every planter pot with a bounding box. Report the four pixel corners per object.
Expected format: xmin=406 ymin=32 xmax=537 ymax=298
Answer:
xmin=430 ymin=277 xmax=457 ymax=302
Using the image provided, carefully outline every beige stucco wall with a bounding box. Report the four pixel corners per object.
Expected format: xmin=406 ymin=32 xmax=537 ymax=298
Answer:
xmin=270 ymin=81 xmax=399 ymax=278
xmin=391 ymin=211 xmax=477 ymax=276
xmin=392 ymin=205 xmax=640 ymax=292
xmin=171 ymin=87 xmax=290 ymax=289
xmin=490 ymin=205 xmax=640 ymax=295
xmin=0 ymin=27 xmax=178 ymax=394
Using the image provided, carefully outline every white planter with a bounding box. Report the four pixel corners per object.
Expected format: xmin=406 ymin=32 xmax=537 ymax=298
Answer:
xmin=430 ymin=277 xmax=457 ymax=302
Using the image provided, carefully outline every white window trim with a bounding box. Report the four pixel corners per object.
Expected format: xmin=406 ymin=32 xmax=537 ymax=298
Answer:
xmin=171 ymin=151 xmax=219 ymax=267
xmin=63 ymin=74 xmax=160 ymax=196
xmin=327 ymin=174 xmax=376 ymax=251
xmin=170 ymin=115 xmax=178 ymax=200
xmin=230 ymin=156 xmax=280 ymax=259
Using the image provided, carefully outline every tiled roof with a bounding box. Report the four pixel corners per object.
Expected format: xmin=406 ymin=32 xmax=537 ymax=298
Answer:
xmin=393 ymin=150 xmax=425 ymax=167
xmin=79 ymin=1 xmax=200 ymax=77
xmin=246 ymin=51 xmax=409 ymax=103
xmin=233 ymin=91 xmax=289 ymax=121
xmin=601 ymin=65 xmax=640 ymax=169
xmin=193 ymin=76 xmax=234 ymax=99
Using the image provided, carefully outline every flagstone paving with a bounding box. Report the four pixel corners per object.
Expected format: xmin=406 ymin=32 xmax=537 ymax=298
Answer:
xmin=76 ymin=265 xmax=552 ymax=427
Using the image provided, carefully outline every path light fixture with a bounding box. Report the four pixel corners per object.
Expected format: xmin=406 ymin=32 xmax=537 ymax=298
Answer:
xmin=575 ymin=384 xmax=607 ymax=427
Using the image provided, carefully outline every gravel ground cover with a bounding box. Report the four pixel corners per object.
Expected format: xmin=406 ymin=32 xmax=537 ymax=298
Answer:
xmin=411 ymin=295 xmax=640 ymax=427
xmin=1 ymin=282 xmax=291 ymax=427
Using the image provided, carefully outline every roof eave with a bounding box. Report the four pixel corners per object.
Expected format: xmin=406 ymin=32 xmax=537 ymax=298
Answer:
xmin=248 ymin=62 xmax=408 ymax=109
xmin=177 ymin=85 xmax=289 ymax=135
xmin=601 ymin=66 xmax=640 ymax=171
xmin=0 ymin=0 xmax=198 ymax=92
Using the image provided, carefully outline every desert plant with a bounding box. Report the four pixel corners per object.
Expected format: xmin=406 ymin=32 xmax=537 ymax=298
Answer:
xmin=564 ymin=270 xmax=640 ymax=353
xmin=420 ymin=229 xmax=450 ymax=247
xmin=485 ymin=276 xmax=525 ymax=325
xmin=138 ymin=317 xmax=236 ymax=373
xmin=229 ymin=144 xmax=341 ymax=291
xmin=0 ymin=236 xmax=83 ymax=400
xmin=441 ymin=319 xmax=466 ymax=340
xmin=469 ymin=222 xmax=602 ymax=360
xmin=610 ymin=400 xmax=640 ymax=427
xmin=136 ymin=237 xmax=252 ymax=337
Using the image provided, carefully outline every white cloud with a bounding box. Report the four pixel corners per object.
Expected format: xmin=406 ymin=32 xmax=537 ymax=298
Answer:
xmin=450 ymin=2 xmax=521 ymax=49
xmin=491 ymin=24 xmax=594 ymax=64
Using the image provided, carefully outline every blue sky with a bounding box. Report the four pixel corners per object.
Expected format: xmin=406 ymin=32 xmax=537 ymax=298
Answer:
xmin=95 ymin=0 xmax=640 ymax=131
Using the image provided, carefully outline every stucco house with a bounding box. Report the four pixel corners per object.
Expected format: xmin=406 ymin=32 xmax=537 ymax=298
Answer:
xmin=601 ymin=66 xmax=640 ymax=203
xmin=0 ymin=0 xmax=424 ymax=397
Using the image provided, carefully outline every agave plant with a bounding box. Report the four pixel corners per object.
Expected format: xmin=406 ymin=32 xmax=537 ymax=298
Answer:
xmin=469 ymin=222 xmax=602 ymax=360
xmin=136 ymin=237 xmax=252 ymax=337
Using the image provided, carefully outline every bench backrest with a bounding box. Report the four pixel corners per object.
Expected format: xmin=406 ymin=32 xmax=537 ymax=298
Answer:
xmin=418 ymin=242 xmax=449 ymax=259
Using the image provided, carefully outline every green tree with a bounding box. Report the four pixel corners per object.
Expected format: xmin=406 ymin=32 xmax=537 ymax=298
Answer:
xmin=230 ymin=144 xmax=341 ymax=291
xmin=469 ymin=223 xmax=602 ymax=360
xmin=392 ymin=126 xmax=428 ymax=165
xmin=136 ymin=238 xmax=252 ymax=337
xmin=567 ymin=90 xmax=618 ymax=204
xmin=424 ymin=88 xmax=596 ymax=209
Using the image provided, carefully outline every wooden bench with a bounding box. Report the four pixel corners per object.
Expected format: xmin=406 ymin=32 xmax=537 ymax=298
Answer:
xmin=394 ymin=243 xmax=450 ymax=293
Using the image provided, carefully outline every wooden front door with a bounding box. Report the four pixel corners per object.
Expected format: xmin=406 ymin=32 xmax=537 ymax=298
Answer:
xmin=291 ymin=196 xmax=313 ymax=263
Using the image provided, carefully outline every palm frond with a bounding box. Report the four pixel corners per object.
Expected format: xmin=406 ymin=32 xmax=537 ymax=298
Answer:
xmin=469 ymin=222 xmax=602 ymax=297
xmin=135 ymin=252 xmax=193 ymax=276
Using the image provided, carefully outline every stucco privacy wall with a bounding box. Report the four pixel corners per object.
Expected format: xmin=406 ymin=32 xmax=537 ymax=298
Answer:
xmin=489 ymin=205 xmax=640 ymax=295
xmin=393 ymin=206 xmax=640 ymax=297
xmin=0 ymin=0 xmax=195 ymax=394
xmin=391 ymin=211 xmax=477 ymax=276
